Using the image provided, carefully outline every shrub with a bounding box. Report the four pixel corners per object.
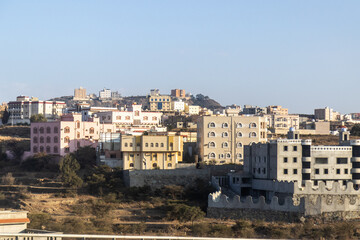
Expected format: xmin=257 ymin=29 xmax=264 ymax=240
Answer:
xmin=28 ymin=213 xmax=52 ymax=229
xmin=209 ymin=224 xmax=233 ymax=237
xmin=166 ymin=203 xmax=205 ymax=223
xmin=1 ymin=172 xmax=15 ymax=185
xmin=192 ymin=223 xmax=210 ymax=237
xmin=59 ymin=154 xmax=83 ymax=188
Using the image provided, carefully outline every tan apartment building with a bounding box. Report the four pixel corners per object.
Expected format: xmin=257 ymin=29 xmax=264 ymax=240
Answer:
xmin=171 ymin=89 xmax=186 ymax=98
xmin=121 ymin=134 xmax=183 ymax=170
xmin=266 ymin=105 xmax=288 ymax=115
xmin=74 ymin=87 xmax=87 ymax=100
xmin=197 ymin=115 xmax=267 ymax=165
xmin=149 ymin=95 xmax=172 ymax=112
xmin=265 ymin=114 xmax=299 ymax=134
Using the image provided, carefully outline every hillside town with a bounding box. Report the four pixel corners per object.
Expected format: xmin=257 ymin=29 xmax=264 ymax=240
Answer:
xmin=1 ymin=87 xmax=360 ymax=238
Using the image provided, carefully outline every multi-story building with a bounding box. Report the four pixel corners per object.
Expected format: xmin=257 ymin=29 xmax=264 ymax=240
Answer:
xmin=73 ymin=87 xmax=87 ymax=100
xmin=8 ymin=96 xmax=66 ymax=124
xmin=30 ymin=113 xmax=115 ymax=156
xmin=150 ymin=89 xmax=160 ymax=96
xmin=314 ymin=107 xmax=342 ymax=121
xmin=242 ymin=105 xmax=267 ymax=115
xmin=266 ymin=105 xmax=288 ymax=115
xmin=171 ymin=89 xmax=186 ymax=98
xmin=197 ymin=115 xmax=267 ymax=164
xmin=111 ymin=91 xmax=121 ymax=100
xmin=149 ymin=95 xmax=172 ymax=112
xmin=188 ymin=105 xmax=200 ymax=115
xmin=265 ymin=114 xmax=299 ymax=133
xmin=99 ymin=88 xmax=111 ymax=99
xmin=172 ymin=100 xmax=185 ymax=112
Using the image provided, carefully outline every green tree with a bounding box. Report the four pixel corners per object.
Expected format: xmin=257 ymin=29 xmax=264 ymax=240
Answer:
xmin=72 ymin=146 xmax=97 ymax=169
xmin=59 ymin=154 xmax=83 ymax=188
xmin=167 ymin=203 xmax=205 ymax=224
xmin=1 ymin=108 xmax=9 ymax=124
xmin=351 ymin=124 xmax=360 ymax=136
xmin=30 ymin=114 xmax=47 ymax=123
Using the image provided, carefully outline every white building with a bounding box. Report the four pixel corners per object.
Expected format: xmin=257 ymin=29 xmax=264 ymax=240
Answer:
xmin=99 ymin=88 xmax=111 ymax=99
xmin=172 ymin=100 xmax=185 ymax=112
xmin=188 ymin=105 xmax=200 ymax=115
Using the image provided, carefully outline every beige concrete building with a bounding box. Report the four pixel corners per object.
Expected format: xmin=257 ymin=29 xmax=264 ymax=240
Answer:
xmin=265 ymin=114 xmax=299 ymax=133
xmin=171 ymin=89 xmax=186 ymax=98
xmin=266 ymin=105 xmax=288 ymax=115
xmin=197 ymin=115 xmax=267 ymax=165
xmin=74 ymin=87 xmax=87 ymax=100
xmin=121 ymin=134 xmax=183 ymax=170
xmin=188 ymin=105 xmax=200 ymax=115
xmin=314 ymin=107 xmax=341 ymax=121
xmin=149 ymin=95 xmax=172 ymax=112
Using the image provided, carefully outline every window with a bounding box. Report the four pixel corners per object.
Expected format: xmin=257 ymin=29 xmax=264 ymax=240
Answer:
xmin=145 ymin=143 xmax=149 ymax=147
xmin=64 ymin=137 xmax=70 ymax=143
xmin=222 ymin=132 xmax=228 ymax=137
xmin=250 ymin=123 xmax=257 ymax=128
xmin=143 ymin=116 xmax=148 ymax=121
xmin=33 ymin=128 xmax=38 ymax=134
xmin=315 ymin=158 xmax=328 ymax=164
xmin=77 ymin=132 xmax=80 ymax=139
xmin=76 ymin=121 xmax=80 ymax=128
xmin=89 ymin=127 xmax=94 ymax=134
xmin=54 ymin=146 xmax=58 ymax=153
xmin=129 ymin=163 xmax=134 ymax=168
xmin=46 ymin=146 xmax=51 ymax=153
xmin=237 ymin=132 xmax=243 ymax=138
xmin=345 ymin=169 xmax=349 ymax=174
xmin=33 ymin=146 xmax=38 ymax=153
xmin=39 ymin=127 xmax=44 ymax=133
xmin=324 ymin=169 xmax=328 ymax=174
xmin=293 ymin=157 xmax=297 ymax=163
xmin=152 ymin=116 xmax=157 ymax=121
xmin=39 ymin=146 xmax=44 ymax=152
xmin=293 ymin=169 xmax=297 ymax=174
xmin=155 ymin=143 xmax=159 ymax=147
xmin=293 ymin=146 xmax=297 ymax=151
xmin=236 ymin=123 xmax=242 ymax=128
xmin=284 ymin=169 xmax=288 ymax=174
xmin=315 ymin=169 xmax=319 ymax=174
xmin=54 ymin=127 xmax=58 ymax=133
xmin=150 ymin=143 xmax=154 ymax=147
xmin=116 ymin=116 xmax=122 ymax=120
xmin=284 ymin=146 xmax=288 ymax=151
xmin=40 ymin=137 xmax=44 ymax=143
xmin=222 ymin=142 xmax=229 ymax=148
xmin=249 ymin=132 xmax=257 ymax=137
xmin=336 ymin=158 xmax=348 ymax=164
xmin=336 ymin=169 xmax=340 ymax=174
xmin=219 ymin=154 xmax=224 ymax=159
xmin=237 ymin=142 xmax=242 ymax=148
xmin=161 ymin=143 xmax=164 ymax=147
xmin=222 ymin=123 xmax=228 ymax=128
xmin=125 ymin=116 xmax=130 ymax=120
xmin=46 ymin=136 xmax=51 ymax=143
xmin=226 ymin=153 xmax=231 ymax=159
xmin=167 ymin=163 xmax=172 ymax=167
xmin=237 ymin=153 xmax=242 ymax=159
xmin=135 ymin=110 xmax=140 ymax=116
xmin=209 ymin=122 xmax=216 ymax=128
xmin=33 ymin=137 xmax=38 ymax=143
xmin=209 ymin=132 xmax=216 ymax=137
xmin=64 ymin=127 xmax=70 ymax=133
xmin=130 ymin=143 xmax=133 ymax=147
xmin=46 ymin=127 xmax=51 ymax=134
xmin=152 ymin=163 xmax=157 ymax=168
xmin=153 ymin=154 xmax=157 ymax=160
xmin=209 ymin=142 xmax=216 ymax=148
xmin=284 ymin=157 xmax=288 ymax=163
xmin=209 ymin=152 xmax=216 ymax=159
xmin=77 ymin=141 xmax=80 ymax=148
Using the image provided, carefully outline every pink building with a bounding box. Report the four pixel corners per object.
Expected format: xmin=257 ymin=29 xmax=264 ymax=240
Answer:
xmin=31 ymin=113 xmax=115 ymax=156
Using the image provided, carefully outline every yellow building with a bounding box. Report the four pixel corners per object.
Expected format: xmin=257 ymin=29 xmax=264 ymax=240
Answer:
xmin=149 ymin=95 xmax=172 ymax=112
xmin=121 ymin=134 xmax=183 ymax=170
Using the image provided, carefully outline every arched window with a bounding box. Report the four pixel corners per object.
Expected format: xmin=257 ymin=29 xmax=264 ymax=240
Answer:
xmin=89 ymin=127 xmax=94 ymax=134
xmin=64 ymin=127 xmax=70 ymax=133
xmin=46 ymin=146 xmax=51 ymax=153
xmin=135 ymin=110 xmax=140 ymax=116
xmin=222 ymin=132 xmax=228 ymax=137
xmin=208 ymin=132 xmax=216 ymax=137
xmin=143 ymin=116 xmax=148 ymax=121
xmin=237 ymin=142 xmax=243 ymax=148
xmin=77 ymin=132 xmax=80 ymax=139
xmin=168 ymin=163 xmax=172 ymax=167
xmin=64 ymin=137 xmax=70 ymax=143
xmin=54 ymin=136 xmax=58 ymax=143
xmin=160 ymin=143 xmax=164 ymax=147
xmin=77 ymin=141 xmax=81 ymax=148
xmin=152 ymin=116 xmax=157 ymax=121
xmin=237 ymin=153 xmax=242 ymax=159
xmin=208 ymin=122 xmax=216 ymax=128
xmin=151 ymin=143 xmax=154 ymax=147
xmin=39 ymin=127 xmax=44 ymax=133
xmin=65 ymin=147 xmax=70 ymax=153
xmin=153 ymin=163 xmax=157 ymax=168
xmin=222 ymin=123 xmax=228 ymax=128
xmin=40 ymin=137 xmax=44 ymax=143
xmin=46 ymin=127 xmax=51 ymax=134
xmin=76 ymin=121 xmax=80 ymax=128
xmin=54 ymin=146 xmax=58 ymax=153
xmin=237 ymin=132 xmax=243 ymax=138
xmin=124 ymin=143 xmax=128 ymax=147
xmin=40 ymin=146 xmax=44 ymax=152
xmin=226 ymin=153 xmax=231 ymax=159
xmin=209 ymin=152 xmax=216 ymax=159
xmin=125 ymin=116 xmax=130 ymax=120
xmin=236 ymin=123 xmax=242 ymax=128
xmin=222 ymin=142 xmax=229 ymax=148
xmin=33 ymin=128 xmax=38 ymax=134
xmin=54 ymin=127 xmax=58 ymax=133
xmin=145 ymin=143 xmax=149 ymax=147
xmin=129 ymin=163 xmax=134 ymax=168
xmin=250 ymin=132 xmax=257 ymax=137
xmin=33 ymin=137 xmax=38 ymax=143
xmin=219 ymin=153 xmax=224 ymax=159
xmin=155 ymin=143 xmax=159 ymax=147
xmin=209 ymin=142 xmax=216 ymax=148
xmin=46 ymin=136 xmax=51 ymax=143
xmin=250 ymin=123 xmax=257 ymax=128
xmin=33 ymin=146 xmax=38 ymax=153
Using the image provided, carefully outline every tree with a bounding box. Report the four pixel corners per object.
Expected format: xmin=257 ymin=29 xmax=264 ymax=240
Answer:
xmin=351 ymin=124 xmax=360 ymax=136
xmin=59 ymin=154 xmax=83 ymax=188
xmin=72 ymin=146 xmax=97 ymax=169
xmin=30 ymin=114 xmax=47 ymax=123
xmin=1 ymin=108 xmax=9 ymax=124
xmin=167 ymin=204 xmax=205 ymax=223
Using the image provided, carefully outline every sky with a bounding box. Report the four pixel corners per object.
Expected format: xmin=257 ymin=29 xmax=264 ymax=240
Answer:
xmin=0 ymin=1 xmax=359 ymax=114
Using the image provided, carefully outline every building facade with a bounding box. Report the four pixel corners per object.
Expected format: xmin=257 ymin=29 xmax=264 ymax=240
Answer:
xmin=99 ymin=88 xmax=111 ymax=99
xmin=265 ymin=114 xmax=299 ymax=133
xmin=74 ymin=87 xmax=87 ymax=100
xmin=149 ymin=95 xmax=172 ymax=112
xmin=266 ymin=105 xmax=289 ymax=115
xmin=197 ymin=115 xmax=267 ymax=164
xmin=171 ymin=89 xmax=186 ymax=98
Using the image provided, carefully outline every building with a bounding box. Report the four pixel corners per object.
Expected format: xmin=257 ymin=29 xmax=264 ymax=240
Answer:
xmin=0 ymin=211 xmax=29 ymax=233
xmin=171 ymin=89 xmax=186 ymax=98
xmin=8 ymin=96 xmax=66 ymax=124
xmin=188 ymin=105 xmax=200 ymax=115
xmin=73 ymin=87 xmax=87 ymax=100
xmin=172 ymin=100 xmax=185 ymax=112
xmin=242 ymin=105 xmax=267 ymax=115
xmin=30 ymin=113 xmax=115 ymax=156
xmin=149 ymin=95 xmax=172 ymax=112
xmin=314 ymin=107 xmax=341 ymax=121
xmin=265 ymin=114 xmax=299 ymax=134
xmin=150 ymin=89 xmax=160 ymax=96
xmin=197 ymin=115 xmax=267 ymax=164
xmin=266 ymin=105 xmax=288 ymax=115
xmin=99 ymin=88 xmax=111 ymax=99
xmin=100 ymin=133 xmax=183 ymax=170
xmin=111 ymin=91 xmax=121 ymax=100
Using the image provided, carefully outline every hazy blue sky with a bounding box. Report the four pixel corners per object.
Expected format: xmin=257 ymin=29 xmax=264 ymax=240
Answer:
xmin=0 ymin=1 xmax=359 ymax=114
